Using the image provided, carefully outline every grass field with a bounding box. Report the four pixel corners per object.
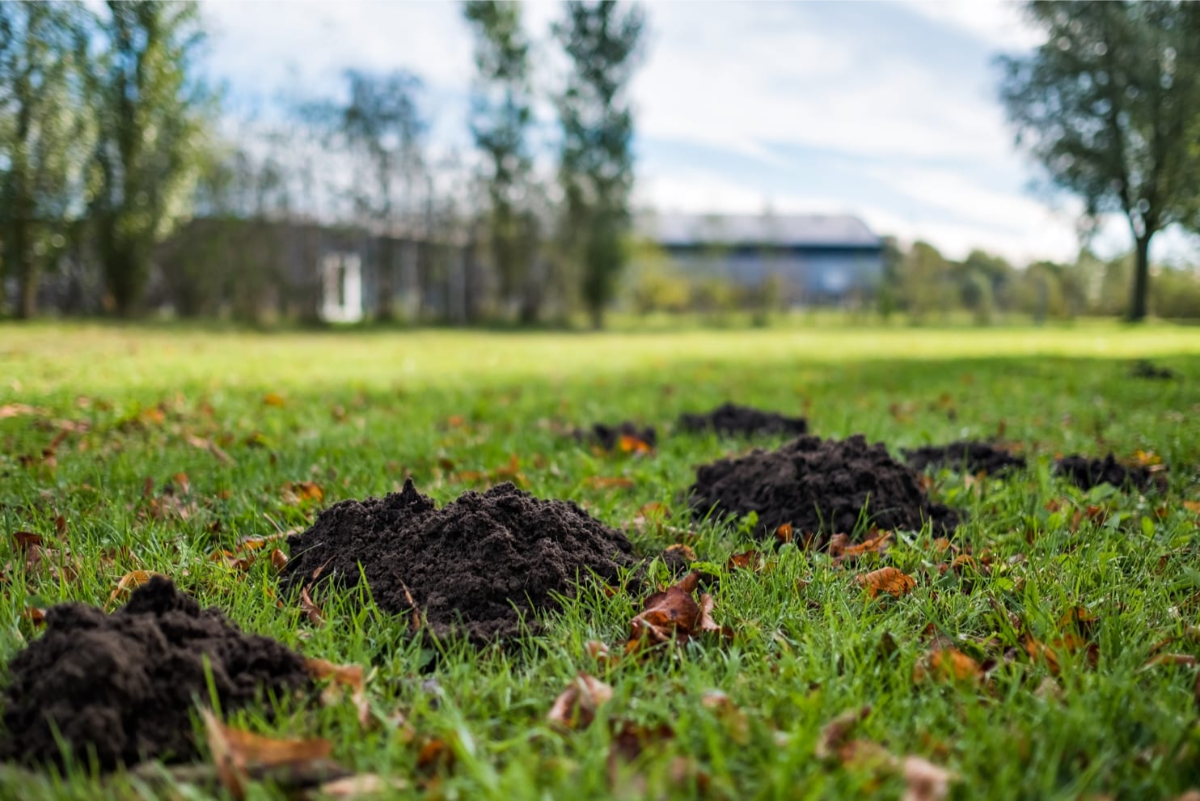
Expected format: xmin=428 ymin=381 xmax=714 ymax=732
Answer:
xmin=3 ymin=321 xmax=1200 ymax=799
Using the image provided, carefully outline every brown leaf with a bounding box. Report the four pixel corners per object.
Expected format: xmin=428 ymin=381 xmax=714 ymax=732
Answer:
xmin=0 ymin=403 xmax=44 ymax=419
xmin=663 ymin=543 xmax=696 ymax=563
xmin=627 ymin=571 xmax=730 ymax=651
xmin=186 ymin=433 xmax=234 ymax=465
xmin=775 ymin=523 xmax=794 ymax=544
xmin=1142 ymin=653 xmax=1198 ymax=669
xmin=830 ymin=531 xmax=893 ymax=565
xmin=53 ymin=515 xmax=67 ymax=536
xmin=317 ymin=774 xmax=408 ymax=797
xmin=415 ymin=738 xmax=454 ymax=773
xmin=586 ymin=476 xmax=635 ymax=490
xmin=108 ymin=570 xmax=165 ymax=606
xmin=726 ymin=550 xmax=764 ymax=571
xmin=901 ymin=755 xmax=955 ymax=801
xmin=607 ymin=720 xmax=675 ymax=792
xmin=13 ymin=531 xmax=43 ymax=550
xmin=856 ymin=567 xmax=916 ymax=599
xmin=547 ymin=673 xmax=613 ymax=731
xmin=283 ymin=481 xmax=324 ymax=505
xmin=1024 ymin=635 xmax=1061 ymax=675
xmin=914 ymin=648 xmax=982 ymax=683
xmin=306 ymin=658 xmax=370 ymax=728
xmin=270 ymin=549 xmax=289 ymax=571
xmin=22 ymin=607 xmax=45 ymax=627
xmin=618 ymin=434 xmax=653 ymax=454
xmin=816 ymin=706 xmax=871 ymax=760
xmin=202 ymin=708 xmax=334 ymax=801
xmin=300 ymin=585 xmax=325 ymax=625
xmin=262 ymin=392 xmax=287 ymax=407
xmin=585 ymin=639 xmax=616 ymax=667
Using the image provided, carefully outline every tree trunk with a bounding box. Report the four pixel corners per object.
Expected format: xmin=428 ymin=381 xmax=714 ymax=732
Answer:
xmin=11 ymin=217 xmax=36 ymax=319
xmin=376 ymin=237 xmax=394 ymax=321
xmin=589 ymin=302 xmax=604 ymax=330
xmin=1128 ymin=233 xmax=1152 ymax=322
xmin=17 ymin=264 xmax=38 ymax=319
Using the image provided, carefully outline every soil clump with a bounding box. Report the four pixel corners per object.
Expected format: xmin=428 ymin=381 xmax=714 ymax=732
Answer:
xmin=1130 ymin=360 xmax=1178 ymax=380
xmin=0 ymin=577 xmax=311 ymax=770
xmin=903 ymin=441 xmax=1026 ymax=475
xmin=574 ymin=421 xmax=657 ymax=451
xmin=1054 ymin=453 xmax=1156 ymax=491
xmin=678 ymin=402 xmax=808 ymax=438
xmin=282 ymin=479 xmax=636 ymax=642
xmin=688 ymin=434 xmax=959 ymax=544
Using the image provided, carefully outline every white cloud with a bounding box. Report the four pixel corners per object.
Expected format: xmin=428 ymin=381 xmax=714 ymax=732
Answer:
xmin=897 ymin=0 xmax=1044 ymax=51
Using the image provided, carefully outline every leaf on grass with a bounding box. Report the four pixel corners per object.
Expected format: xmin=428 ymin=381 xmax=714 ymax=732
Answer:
xmin=0 ymin=403 xmax=44 ymax=419
xmin=1142 ymin=653 xmax=1198 ymax=669
xmin=283 ymin=481 xmax=324 ymax=505
xmin=202 ymin=708 xmax=337 ymax=801
xmin=22 ymin=607 xmax=45 ymax=627
xmin=586 ymin=476 xmax=635 ymax=490
xmin=914 ymin=648 xmax=982 ymax=683
xmin=607 ymin=720 xmax=675 ymax=792
xmin=1024 ymin=635 xmax=1061 ymax=675
xmin=1184 ymin=500 xmax=1200 ymax=515
xmin=262 ymin=392 xmax=287 ymax=407
xmin=13 ymin=531 xmax=43 ymax=550
xmin=775 ymin=523 xmax=794 ymax=544
xmin=547 ymin=672 xmax=613 ymax=731
xmin=306 ymin=658 xmax=371 ymax=728
xmin=726 ymin=550 xmax=765 ymax=571
xmin=415 ymin=737 xmax=455 ymax=773
xmin=317 ymin=774 xmax=408 ymax=797
xmin=586 ymin=640 xmax=616 ymax=668
xmin=109 ymin=571 xmax=165 ymax=606
xmin=701 ymin=689 xmax=749 ymax=744
xmin=627 ymin=571 xmax=732 ymax=652
xmin=901 ymin=755 xmax=955 ymax=801
xmin=270 ymin=549 xmax=289 ymax=571
xmin=618 ymin=435 xmax=654 ymax=454
xmin=663 ymin=543 xmax=696 ymax=563
xmin=829 ymin=531 xmax=892 ymax=565
xmin=856 ymin=567 xmax=916 ymax=599
xmin=185 ymin=433 xmax=234 ymax=465
xmin=300 ymin=585 xmax=324 ymax=625
xmin=815 ymin=706 xmax=871 ymax=760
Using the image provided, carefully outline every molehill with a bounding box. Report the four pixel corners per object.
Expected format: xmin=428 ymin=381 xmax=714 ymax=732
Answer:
xmin=281 ymin=479 xmax=635 ymax=642
xmin=1055 ymin=453 xmax=1156 ymax=492
xmin=903 ymin=440 xmax=1027 ymax=475
xmin=575 ymin=420 xmax=658 ymax=451
xmin=678 ymin=402 xmax=809 ymax=438
xmin=688 ymin=434 xmax=959 ymax=544
xmin=0 ymin=577 xmax=311 ymax=770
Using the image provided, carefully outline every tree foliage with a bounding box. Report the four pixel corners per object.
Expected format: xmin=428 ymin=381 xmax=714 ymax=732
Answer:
xmin=999 ymin=1 xmax=1200 ymax=321
xmin=0 ymin=2 xmax=92 ymax=318
xmin=87 ymin=1 xmax=212 ymax=316
xmin=463 ymin=1 xmax=541 ymax=322
xmin=555 ymin=0 xmax=645 ymax=328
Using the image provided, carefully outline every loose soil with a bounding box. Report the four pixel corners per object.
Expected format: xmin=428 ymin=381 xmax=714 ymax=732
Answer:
xmin=688 ymin=434 xmax=959 ymax=544
xmin=1130 ymin=360 xmax=1178 ymax=380
xmin=574 ymin=421 xmax=658 ymax=451
xmin=1054 ymin=454 xmax=1156 ymax=492
xmin=0 ymin=577 xmax=311 ymax=770
xmin=282 ymin=479 xmax=636 ymax=642
xmin=903 ymin=441 xmax=1026 ymax=475
xmin=677 ymin=403 xmax=809 ymax=438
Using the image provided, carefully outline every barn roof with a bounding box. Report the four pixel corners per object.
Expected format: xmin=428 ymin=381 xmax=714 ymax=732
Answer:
xmin=639 ymin=213 xmax=882 ymax=248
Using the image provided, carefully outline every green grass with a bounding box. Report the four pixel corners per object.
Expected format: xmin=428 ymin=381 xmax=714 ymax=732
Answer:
xmin=2 ymin=320 xmax=1200 ymax=799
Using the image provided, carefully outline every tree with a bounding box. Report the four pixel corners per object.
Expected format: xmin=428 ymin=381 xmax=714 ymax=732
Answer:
xmin=0 ymin=3 xmax=92 ymax=318
xmin=999 ymin=1 xmax=1200 ymax=321
xmin=900 ymin=241 xmax=953 ymax=324
xmin=87 ymin=1 xmax=211 ymax=316
xmin=463 ymin=1 xmax=541 ymax=323
xmin=555 ymin=0 xmax=645 ymax=329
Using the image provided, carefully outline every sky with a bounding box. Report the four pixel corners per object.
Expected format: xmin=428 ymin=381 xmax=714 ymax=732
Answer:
xmin=199 ymin=0 xmax=1198 ymax=265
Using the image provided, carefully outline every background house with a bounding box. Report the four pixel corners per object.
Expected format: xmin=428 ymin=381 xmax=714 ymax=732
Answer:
xmin=636 ymin=213 xmax=885 ymax=305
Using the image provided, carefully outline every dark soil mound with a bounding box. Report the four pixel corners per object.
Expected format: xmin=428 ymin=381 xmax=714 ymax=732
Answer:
xmin=1054 ymin=453 xmax=1156 ymax=491
xmin=688 ymin=434 xmax=959 ymax=544
xmin=282 ymin=479 xmax=636 ymax=642
xmin=903 ymin=441 xmax=1026 ymax=475
xmin=0 ymin=577 xmax=311 ymax=770
xmin=575 ymin=421 xmax=657 ymax=451
xmin=1130 ymin=360 xmax=1178 ymax=380
xmin=678 ymin=402 xmax=808 ymax=438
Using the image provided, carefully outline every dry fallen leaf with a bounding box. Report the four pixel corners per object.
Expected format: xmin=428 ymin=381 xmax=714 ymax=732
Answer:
xmin=618 ymin=434 xmax=654 ymax=454
xmin=914 ymin=648 xmax=982 ymax=683
xmin=627 ymin=571 xmax=732 ymax=651
xmin=270 ymin=549 xmax=289 ymax=571
xmin=306 ymin=658 xmax=371 ymax=728
xmin=108 ymin=570 xmax=166 ymax=606
xmin=901 ymin=755 xmax=955 ymax=801
xmin=1142 ymin=653 xmax=1198 ymax=669
xmin=829 ymin=530 xmax=893 ymax=565
xmin=726 ymin=550 xmax=765 ymax=571
xmin=816 ymin=706 xmax=871 ymax=760
xmin=13 ymin=531 xmax=44 ymax=550
xmin=856 ymin=567 xmax=916 ymax=599
xmin=586 ymin=476 xmax=636 ymax=490
xmin=300 ymin=585 xmax=325 ymax=625
xmin=262 ymin=392 xmax=287 ymax=408
xmin=317 ymin=773 xmax=408 ymax=797
xmin=547 ymin=673 xmax=613 ymax=731
xmin=202 ymin=708 xmax=337 ymax=800
xmin=283 ymin=481 xmax=324 ymax=505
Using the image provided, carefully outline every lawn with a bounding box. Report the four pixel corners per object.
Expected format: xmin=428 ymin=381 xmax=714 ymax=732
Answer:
xmin=2 ymin=321 xmax=1200 ymax=800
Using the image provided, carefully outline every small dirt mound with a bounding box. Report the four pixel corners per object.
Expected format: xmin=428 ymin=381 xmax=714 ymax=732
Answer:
xmin=574 ymin=421 xmax=657 ymax=451
xmin=678 ymin=402 xmax=809 ymax=437
xmin=282 ymin=479 xmax=636 ymax=642
xmin=0 ymin=577 xmax=311 ymax=770
xmin=903 ymin=441 xmax=1026 ymax=475
xmin=688 ymin=434 xmax=958 ymax=544
xmin=1130 ymin=360 xmax=1178 ymax=380
xmin=1054 ymin=454 xmax=1156 ymax=491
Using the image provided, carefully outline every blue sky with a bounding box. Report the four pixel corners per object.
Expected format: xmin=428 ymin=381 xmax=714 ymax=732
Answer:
xmin=199 ymin=0 xmax=1197 ymax=264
